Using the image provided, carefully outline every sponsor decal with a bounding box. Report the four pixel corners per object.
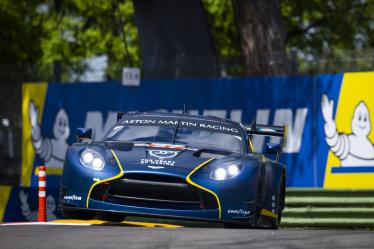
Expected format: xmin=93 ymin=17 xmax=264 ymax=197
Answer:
xmin=149 ymin=150 xmax=178 ymax=159
xmin=19 ymin=190 xmax=58 ymax=221
xmin=120 ymin=119 xmax=239 ymax=134
xmin=147 ymin=165 xmax=165 ymax=170
xmin=322 ymin=94 xmax=374 ymax=167
xmin=227 ymin=209 xmax=251 ymax=215
xmin=63 ymin=195 xmax=82 ymax=201
xmin=140 ymin=158 xmax=175 ymax=166
xmin=323 ymin=73 xmax=374 ymax=188
xmin=140 ymin=149 xmax=178 ymax=167
xmin=28 ymin=101 xmax=70 ymax=173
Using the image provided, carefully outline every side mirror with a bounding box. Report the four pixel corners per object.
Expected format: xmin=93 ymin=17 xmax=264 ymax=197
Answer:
xmin=76 ymin=128 xmax=92 ymax=143
xmin=265 ymin=143 xmax=282 ymax=161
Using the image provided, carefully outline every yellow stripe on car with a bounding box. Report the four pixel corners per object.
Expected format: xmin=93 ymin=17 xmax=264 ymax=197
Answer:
xmin=260 ymin=208 xmax=278 ymax=219
xmin=248 ymin=140 xmax=255 ymax=152
xmin=86 ymin=150 xmax=124 ymax=208
xmin=52 ymin=219 xmax=182 ymax=228
xmin=186 ymin=158 xmax=222 ymax=220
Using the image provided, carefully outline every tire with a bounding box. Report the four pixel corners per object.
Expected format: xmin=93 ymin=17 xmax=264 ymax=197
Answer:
xmin=223 ymin=222 xmax=250 ymax=229
xmin=253 ymin=170 xmax=265 ymax=228
xmin=270 ymin=176 xmax=285 ymax=229
xmin=62 ymin=209 xmax=96 ymax=220
xmin=97 ymin=212 xmax=126 ymax=222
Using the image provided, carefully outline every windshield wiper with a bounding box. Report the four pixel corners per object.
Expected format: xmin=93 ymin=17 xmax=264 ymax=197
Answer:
xmin=171 ymin=118 xmax=181 ymax=144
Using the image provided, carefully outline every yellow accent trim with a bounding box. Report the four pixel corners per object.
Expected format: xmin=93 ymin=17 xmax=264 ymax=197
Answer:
xmin=52 ymin=219 xmax=182 ymax=228
xmin=260 ymin=208 xmax=278 ymax=219
xmin=86 ymin=150 xmax=124 ymax=208
xmin=283 ymin=124 xmax=288 ymax=148
xmin=0 ymin=186 xmax=12 ymax=221
xmin=248 ymin=139 xmax=255 ymax=152
xmin=185 ymin=158 xmax=222 ymax=220
xmin=21 ymin=83 xmax=48 ymax=186
xmin=121 ymin=221 xmax=182 ymax=228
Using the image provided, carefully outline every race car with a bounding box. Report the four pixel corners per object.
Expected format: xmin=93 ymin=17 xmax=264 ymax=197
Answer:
xmin=60 ymin=112 xmax=287 ymax=229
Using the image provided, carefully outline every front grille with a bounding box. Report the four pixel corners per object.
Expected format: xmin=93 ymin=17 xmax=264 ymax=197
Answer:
xmin=91 ymin=173 xmax=217 ymax=210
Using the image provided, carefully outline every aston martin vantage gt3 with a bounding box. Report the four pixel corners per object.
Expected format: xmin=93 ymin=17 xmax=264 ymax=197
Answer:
xmin=60 ymin=112 xmax=287 ymax=229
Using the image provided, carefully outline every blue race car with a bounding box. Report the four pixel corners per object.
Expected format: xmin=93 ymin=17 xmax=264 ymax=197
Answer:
xmin=60 ymin=112 xmax=287 ymax=229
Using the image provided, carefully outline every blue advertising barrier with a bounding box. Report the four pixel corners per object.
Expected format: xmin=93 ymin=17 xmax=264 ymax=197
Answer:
xmin=1 ymin=72 xmax=374 ymax=221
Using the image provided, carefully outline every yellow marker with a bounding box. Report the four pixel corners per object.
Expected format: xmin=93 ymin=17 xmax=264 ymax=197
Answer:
xmin=53 ymin=219 xmax=106 ymax=225
xmin=186 ymin=158 xmax=222 ymax=220
xmin=0 ymin=186 xmax=12 ymax=221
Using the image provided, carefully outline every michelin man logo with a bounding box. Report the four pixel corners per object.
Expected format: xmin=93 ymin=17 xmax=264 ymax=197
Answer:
xmin=28 ymin=101 xmax=70 ymax=169
xmin=19 ymin=190 xmax=57 ymax=221
xmin=321 ymin=94 xmax=374 ymax=166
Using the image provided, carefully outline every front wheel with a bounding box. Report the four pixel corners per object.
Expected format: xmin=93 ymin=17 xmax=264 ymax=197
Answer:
xmin=96 ymin=212 xmax=126 ymax=222
xmin=223 ymin=222 xmax=250 ymax=229
xmin=270 ymin=177 xmax=285 ymax=229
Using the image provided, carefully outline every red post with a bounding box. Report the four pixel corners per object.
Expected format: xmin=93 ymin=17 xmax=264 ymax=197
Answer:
xmin=38 ymin=166 xmax=47 ymax=222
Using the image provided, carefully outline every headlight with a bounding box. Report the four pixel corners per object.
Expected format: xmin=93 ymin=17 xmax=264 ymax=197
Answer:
xmin=80 ymin=148 xmax=105 ymax=171
xmin=211 ymin=162 xmax=242 ymax=180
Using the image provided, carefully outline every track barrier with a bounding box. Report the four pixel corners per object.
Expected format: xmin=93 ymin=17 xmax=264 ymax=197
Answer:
xmin=281 ymin=189 xmax=374 ymax=229
xmin=37 ymin=166 xmax=46 ymax=222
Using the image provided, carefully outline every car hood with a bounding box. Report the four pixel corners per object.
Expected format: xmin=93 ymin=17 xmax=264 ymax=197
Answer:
xmin=96 ymin=141 xmax=240 ymax=173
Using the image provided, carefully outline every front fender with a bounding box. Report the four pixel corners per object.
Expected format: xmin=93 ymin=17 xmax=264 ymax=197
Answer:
xmin=61 ymin=145 xmax=124 ymax=208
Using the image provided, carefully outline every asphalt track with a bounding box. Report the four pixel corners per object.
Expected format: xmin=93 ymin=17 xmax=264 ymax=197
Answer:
xmin=1 ymin=219 xmax=373 ymax=249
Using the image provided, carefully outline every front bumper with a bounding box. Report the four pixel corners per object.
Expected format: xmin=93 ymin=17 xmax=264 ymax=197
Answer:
xmin=61 ymin=170 xmax=258 ymax=223
xmin=61 ymin=149 xmax=260 ymax=223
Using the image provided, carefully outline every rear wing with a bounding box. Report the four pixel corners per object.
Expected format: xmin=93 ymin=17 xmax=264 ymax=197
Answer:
xmin=244 ymin=121 xmax=288 ymax=148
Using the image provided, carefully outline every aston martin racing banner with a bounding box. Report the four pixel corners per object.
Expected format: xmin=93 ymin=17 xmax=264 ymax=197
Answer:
xmin=19 ymin=73 xmax=374 ymax=189
xmin=2 ymin=72 xmax=374 ymax=222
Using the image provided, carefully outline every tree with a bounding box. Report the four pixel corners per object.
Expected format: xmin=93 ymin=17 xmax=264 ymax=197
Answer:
xmin=230 ymin=0 xmax=289 ymax=76
xmin=0 ymin=0 xmax=45 ymax=65
xmin=282 ymin=0 xmax=374 ymax=73
xmin=2 ymin=0 xmax=374 ymax=80
xmin=39 ymin=0 xmax=140 ymax=81
xmin=204 ymin=0 xmax=374 ymax=75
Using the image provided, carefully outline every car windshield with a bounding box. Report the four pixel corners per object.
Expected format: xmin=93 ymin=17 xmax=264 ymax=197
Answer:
xmin=105 ymin=125 xmax=243 ymax=153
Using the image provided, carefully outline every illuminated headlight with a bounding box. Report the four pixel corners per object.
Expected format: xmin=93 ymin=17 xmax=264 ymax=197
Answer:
xmin=211 ymin=162 xmax=242 ymax=180
xmin=80 ymin=148 xmax=105 ymax=171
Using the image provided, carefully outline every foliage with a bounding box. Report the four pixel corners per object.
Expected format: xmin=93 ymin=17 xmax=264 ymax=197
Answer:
xmin=202 ymin=0 xmax=242 ymax=75
xmin=283 ymin=0 xmax=374 ymax=53
xmin=0 ymin=0 xmax=140 ymax=81
xmin=1 ymin=0 xmax=374 ymax=80
xmin=0 ymin=0 xmax=45 ymax=64
xmin=204 ymin=0 xmax=374 ymax=74
xmin=40 ymin=0 xmax=140 ymax=81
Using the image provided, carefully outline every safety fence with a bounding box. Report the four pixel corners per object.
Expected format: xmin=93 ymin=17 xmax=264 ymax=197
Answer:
xmin=282 ymin=189 xmax=374 ymax=228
